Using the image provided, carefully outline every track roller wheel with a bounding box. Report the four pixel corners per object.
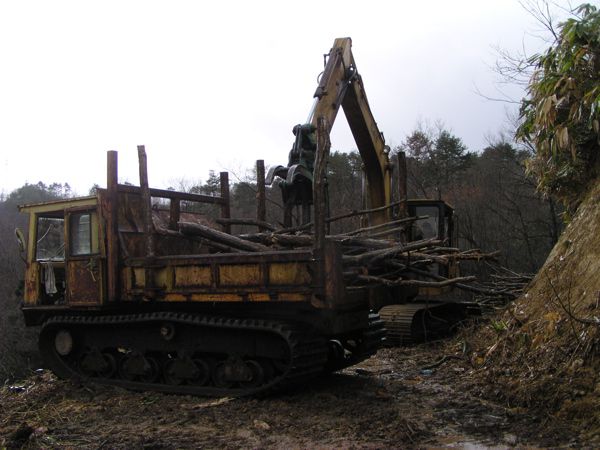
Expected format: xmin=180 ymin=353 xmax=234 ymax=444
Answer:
xmin=140 ymin=356 xmax=160 ymax=383
xmin=212 ymin=361 xmax=234 ymax=388
xmin=119 ymin=353 xmax=158 ymax=382
xmin=80 ymin=349 xmax=117 ymax=378
xmin=191 ymin=359 xmax=211 ymax=386
xmin=239 ymin=360 xmax=265 ymax=388
xmin=165 ymin=357 xmax=209 ymax=386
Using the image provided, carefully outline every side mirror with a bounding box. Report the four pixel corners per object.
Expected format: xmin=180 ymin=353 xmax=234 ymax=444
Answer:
xmin=15 ymin=227 xmax=26 ymax=254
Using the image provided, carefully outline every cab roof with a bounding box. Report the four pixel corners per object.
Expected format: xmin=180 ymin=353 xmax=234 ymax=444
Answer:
xmin=18 ymin=195 xmax=98 ymax=214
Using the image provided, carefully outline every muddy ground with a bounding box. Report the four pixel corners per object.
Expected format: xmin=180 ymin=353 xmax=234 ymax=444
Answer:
xmin=0 ymin=341 xmax=588 ymax=449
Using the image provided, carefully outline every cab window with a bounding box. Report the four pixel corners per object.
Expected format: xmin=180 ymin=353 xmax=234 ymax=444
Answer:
xmin=412 ymin=206 xmax=440 ymax=240
xmin=70 ymin=213 xmax=92 ymax=255
xmin=36 ymin=216 xmax=65 ymax=261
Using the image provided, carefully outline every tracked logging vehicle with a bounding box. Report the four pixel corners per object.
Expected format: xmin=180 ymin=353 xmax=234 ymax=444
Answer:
xmin=17 ymin=37 xmax=464 ymax=396
xmin=18 ymin=146 xmax=388 ymax=395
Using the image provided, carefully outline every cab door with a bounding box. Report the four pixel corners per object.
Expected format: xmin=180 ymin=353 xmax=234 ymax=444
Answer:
xmin=65 ymin=208 xmax=105 ymax=305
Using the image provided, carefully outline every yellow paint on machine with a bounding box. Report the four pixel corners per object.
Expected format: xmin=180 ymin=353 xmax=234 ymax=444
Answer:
xmin=24 ymin=262 xmax=40 ymax=305
xmin=174 ymin=266 xmax=212 ymax=287
xmin=164 ymin=293 xmax=187 ymax=302
xmin=191 ymin=293 xmax=242 ymax=302
xmin=162 ymin=292 xmax=308 ymax=302
xmin=279 ymin=293 xmax=309 ymax=302
xmin=247 ymin=293 xmax=270 ymax=301
xmin=219 ymin=264 xmax=261 ymax=286
xmin=269 ymin=263 xmax=311 ymax=285
xmin=133 ymin=268 xmax=145 ymax=288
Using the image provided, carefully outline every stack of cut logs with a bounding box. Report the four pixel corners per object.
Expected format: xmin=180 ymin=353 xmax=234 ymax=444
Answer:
xmin=176 ymin=215 xmax=504 ymax=293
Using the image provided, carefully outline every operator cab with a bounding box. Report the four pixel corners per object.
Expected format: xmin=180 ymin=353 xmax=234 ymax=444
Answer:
xmin=18 ymin=196 xmax=103 ymax=310
xmin=407 ymin=199 xmax=454 ymax=246
xmin=407 ymin=199 xmax=455 ymax=280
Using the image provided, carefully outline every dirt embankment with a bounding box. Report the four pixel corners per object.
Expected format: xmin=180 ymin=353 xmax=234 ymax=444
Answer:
xmin=460 ymin=178 xmax=600 ymax=442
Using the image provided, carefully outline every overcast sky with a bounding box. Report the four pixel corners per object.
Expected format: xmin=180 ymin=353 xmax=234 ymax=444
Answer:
xmin=0 ymin=0 xmax=568 ymax=196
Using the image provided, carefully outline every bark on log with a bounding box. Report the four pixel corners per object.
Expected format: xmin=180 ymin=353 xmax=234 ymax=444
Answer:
xmin=216 ymin=218 xmax=276 ymax=231
xmin=342 ymin=239 xmax=441 ymax=265
xmin=407 ymin=267 xmax=515 ymax=297
xmin=178 ymin=221 xmax=269 ymax=252
xmin=273 ymin=200 xmax=408 ymax=235
xmin=354 ymin=274 xmax=475 ymax=288
xmin=239 ymin=232 xmax=396 ymax=250
xmin=157 ymin=228 xmax=243 ymax=253
xmin=340 ymin=216 xmax=426 ymax=237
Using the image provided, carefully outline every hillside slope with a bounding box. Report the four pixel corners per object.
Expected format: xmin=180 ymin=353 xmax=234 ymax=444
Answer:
xmin=470 ymin=177 xmax=600 ymax=441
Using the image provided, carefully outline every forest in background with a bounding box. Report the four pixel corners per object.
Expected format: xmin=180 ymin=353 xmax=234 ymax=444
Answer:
xmin=0 ymin=126 xmax=562 ymax=381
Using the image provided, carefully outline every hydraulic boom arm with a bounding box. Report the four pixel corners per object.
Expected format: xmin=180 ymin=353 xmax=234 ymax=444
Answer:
xmin=310 ymin=37 xmax=392 ymax=224
xmin=268 ymin=37 xmax=392 ymax=226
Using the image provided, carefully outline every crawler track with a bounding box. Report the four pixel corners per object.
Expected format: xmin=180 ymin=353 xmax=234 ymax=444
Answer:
xmin=39 ymin=312 xmax=330 ymax=397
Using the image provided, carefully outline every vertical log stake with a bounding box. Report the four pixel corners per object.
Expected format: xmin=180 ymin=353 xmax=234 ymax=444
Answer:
xmin=106 ymin=150 xmax=119 ymax=302
xmin=220 ymin=172 xmax=231 ymax=234
xmin=313 ymin=117 xmax=331 ymax=297
xmin=256 ymin=160 xmax=267 ymax=232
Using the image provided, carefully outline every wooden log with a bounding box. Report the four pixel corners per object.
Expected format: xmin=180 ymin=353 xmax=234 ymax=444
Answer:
xmin=326 ymin=199 xmax=407 ymax=225
xmin=106 ymin=150 xmax=119 ymax=302
xmin=333 ymin=235 xmax=395 ymax=249
xmin=273 ymin=199 xmax=407 ymax=235
xmin=273 ymin=221 xmax=313 ymax=235
xmin=216 ymin=218 xmax=276 ymax=231
xmin=406 ymin=252 xmax=450 ymax=265
xmin=342 ymin=238 xmax=441 ymax=265
xmin=392 ymin=276 xmax=476 ymax=288
xmin=238 ymin=233 xmax=313 ymax=248
xmin=406 ymin=267 xmax=515 ymax=297
xmin=138 ymin=145 xmax=155 ymax=298
xmin=220 ymin=172 xmax=231 ymax=234
xmin=157 ymin=228 xmax=242 ymax=253
xmin=313 ymin=117 xmax=331 ymax=300
xmin=117 ymin=183 xmax=226 ymax=205
xmin=313 ymin=116 xmax=330 ymax=257
xmin=340 ymin=215 xmax=426 ymax=237
xmin=178 ymin=221 xmax=269 ymax=252
xmin=137 ymin=145 xmax=154 ymax=258
xmin=256 ymin=160 xmax=267 ymax=231
xmin=355 ymin=274 xmax=476 ymax=288
xmin=367 ymin=225 xmax=410 ymax=239
xmin=169 ymin=198 xmax=180 ymax=231
xmin=239 ymin=232 xmax=396 ymax=250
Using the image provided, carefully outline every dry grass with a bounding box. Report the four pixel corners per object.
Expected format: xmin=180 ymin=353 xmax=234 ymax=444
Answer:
xmin=457 ymin=179 xmax=600 ymax=443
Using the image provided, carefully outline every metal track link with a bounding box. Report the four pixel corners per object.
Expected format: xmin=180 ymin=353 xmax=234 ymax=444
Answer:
xmin=39 ymin=312 xmax=329 ymax=397
xmin=325 ymin=312 xmax=386 ymax=373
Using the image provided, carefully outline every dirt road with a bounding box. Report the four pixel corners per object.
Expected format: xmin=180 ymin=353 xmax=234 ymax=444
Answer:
xmin=0 ymin=344 xmax=581 ymax=449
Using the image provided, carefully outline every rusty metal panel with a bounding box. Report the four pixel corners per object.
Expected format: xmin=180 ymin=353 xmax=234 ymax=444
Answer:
xmin=121 ymin=267 xmax=133 ymax=296
xmin=133 ymin=268 xmax=145 ymax=289
xmin=219 ymin=264 xmax=261 ymax=286
xmin=117 ymin=192 xmax=146 ymax=233
xmin=191 ymin=293 xmax=242 ymax=302
xmin=67 ymin=259 xmax=102 ymax=304
xmin=174 ymin=266 xmax=212 ymax=287
xmin=126 ymin=250 xmax=313 ymax=267
xmin=323 ymin=240 xmax=346 ymax=306
xmin=24 ymin=262 xmax=40 ymax=305
xmin=278 ymin=293 xmax=310 ymax=302
xmin=269 ymin=262 xmax=311 ymax=286
xmin=164 ymin=293 xmax=187 ymax=302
